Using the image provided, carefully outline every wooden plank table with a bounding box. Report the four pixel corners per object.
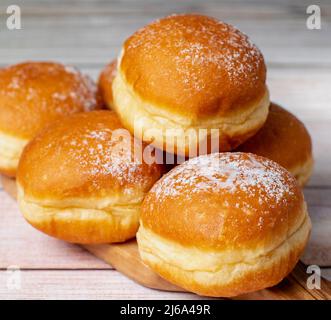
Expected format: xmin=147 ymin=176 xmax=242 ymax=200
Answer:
xmin=0 ymin=0 xmax=330 ymax=299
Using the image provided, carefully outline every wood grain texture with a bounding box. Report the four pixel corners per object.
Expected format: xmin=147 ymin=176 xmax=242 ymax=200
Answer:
xmin=0 ymin=0 xmax=330 ymax=66
xmin=84 ymin=242 xmax=183 ymax=292
xmin=302 ymin=206 xmax=331 ymax=266
xmin=0 ymin=270 xmax=205 ymax=300
xmin=84 ymin=243 xmax=331 ymax=300
xmin=323 ymin=269 xmax=331 ymax=281
xmin=0 ymin=189 xmax=110 ymax=269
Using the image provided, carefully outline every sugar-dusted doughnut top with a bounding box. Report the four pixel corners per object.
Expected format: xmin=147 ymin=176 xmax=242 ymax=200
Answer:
xmin=141 ymin=152 xmax=305 ymax=251
xmin=0 ymin=61 xmax=101 ymax=139
xmin=120 ymin=14 xmax=267 ymax=118
xmin=17 ymin=111 xmax=163 ymax=203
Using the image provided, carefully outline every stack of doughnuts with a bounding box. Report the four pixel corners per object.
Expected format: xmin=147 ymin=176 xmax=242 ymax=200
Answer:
xmin=1 ymin=13 xmax=313 ymax=297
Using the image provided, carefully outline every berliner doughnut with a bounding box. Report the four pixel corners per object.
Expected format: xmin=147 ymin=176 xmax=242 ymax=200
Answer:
xmin=17 ymin=110 xmax=163 ymax=244
xmin=137 ymin=152 xmax=311 ymax=297
xmin=98 ymin=60 xmax=117 ymax=109
xmin=0 ymin=61 xmax=101 ymax=177
xmin=112 ymin=14 xmax=270 ymax=156
xmin=236 ymin=103 xmax=313 ymax=186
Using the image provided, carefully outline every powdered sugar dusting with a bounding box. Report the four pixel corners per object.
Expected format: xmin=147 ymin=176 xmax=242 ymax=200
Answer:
xmin=66 ymin=130 xmax=143 ymax=186
xmin=125 ymin=14 xmax=264 ymax=93
xmin=0 ymin=62 xmax=99 ymax=113
xmin=151 ymin=153 xmax=297 ymax=212
xmin=38 ymin=113 xmax=160 ymax=193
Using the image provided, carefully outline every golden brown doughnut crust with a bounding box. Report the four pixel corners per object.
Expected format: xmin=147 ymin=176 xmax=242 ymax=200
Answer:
xmin=17 ymin=110 xmax=164 ymax=244
xmin=18 ymin=196 xmax=141 ymax=244
xmin=1 ymin=167 xmax=15 ymax=177
xmin=17 ymin=110 xmax=163 ymax=202
xmin=138 ymin=152 xmax=310 ymax=296
xmin=137 ymin=216 xmax=310 ymax=297
xmin=120 ymin=14 xmax=267 ymax=118
xmin=236 ymin=103 xmax=313 ymax=186
xmin=98 ymin=60 xmax=117 ymax=109
xmin=141 ymin=153 xmax=305 ymax=251
xmin=0 ymin=61 xmax=101 ymax=139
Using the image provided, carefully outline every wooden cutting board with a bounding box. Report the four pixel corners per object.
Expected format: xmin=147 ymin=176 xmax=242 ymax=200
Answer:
xmin=2 ymin=175 xmax=330 ymax=300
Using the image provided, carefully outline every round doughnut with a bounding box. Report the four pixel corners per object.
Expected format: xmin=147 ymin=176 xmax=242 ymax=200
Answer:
xmin=0 ymin=61 xmax=101 ymax=177
xmin=137 ymin=152 xmax=311 ymax=297
xmin=236 ymin=103 xmax=313 ymax=186
xmin=17 ymin=110 xmax=163 ymax=244
xmin=112 ymin=14 xmax=270 ymax=156
xmin=98 ymin=60 xmax=117 ymax=109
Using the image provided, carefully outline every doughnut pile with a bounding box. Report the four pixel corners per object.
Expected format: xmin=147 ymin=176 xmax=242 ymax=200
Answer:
xmin=1 ymin=13 xmax=313 ymax=297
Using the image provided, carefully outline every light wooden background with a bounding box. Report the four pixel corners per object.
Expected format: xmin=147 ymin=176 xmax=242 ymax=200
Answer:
xmin=0 ymin=0 xmax=330 ymax=299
